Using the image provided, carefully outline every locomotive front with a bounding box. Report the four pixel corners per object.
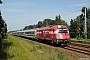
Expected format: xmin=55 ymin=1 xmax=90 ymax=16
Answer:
xmin=52 ymin=25 xmax=70 ymax=45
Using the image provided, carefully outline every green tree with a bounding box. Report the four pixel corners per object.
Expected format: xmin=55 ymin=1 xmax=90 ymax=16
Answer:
xmin=70 ymin=7 xmax=90 ymax=39
xmin=43 ymin=19 xmax=49 ymax=26
xmin=23 ymin=25 xmax=34 ymax=30
xmin=23 ymin=14 xmax=68 ymax=30
xmin=0 ymin=0 xmax=2 ymax=4
xmin=55 ymin=14 xmax=68 ymax=25
xmin=0 ymin=14 xmax=7 ymax=49
xmin=87 ymin=8 xmax=90 ymax=38
xmin=0 ymin=0 xmax=5 ymax=49
xmin=70 ymin=19 xmax=78 ymax=38
xmin=70 ymin=15 xmax=85 ymax=38
xmin=55 ymin=15 xmax=60 ymax=25
xmin=37 ymin=21 xmax=43 ymax=28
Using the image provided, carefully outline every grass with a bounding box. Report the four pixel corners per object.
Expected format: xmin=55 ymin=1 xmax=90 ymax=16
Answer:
xmin=71 ymin=38 xmax=90 ymax=42
xmin=0 ymin=35 xmax=76 ymax=60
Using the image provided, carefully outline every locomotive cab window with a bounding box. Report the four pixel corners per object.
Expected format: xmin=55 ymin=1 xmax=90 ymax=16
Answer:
xmin=58 ymin=28 xmax=67 ymax=33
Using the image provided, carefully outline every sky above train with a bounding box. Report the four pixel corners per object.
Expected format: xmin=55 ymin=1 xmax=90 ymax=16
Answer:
xmin=0 ymin=0 xmax=90 ymax=31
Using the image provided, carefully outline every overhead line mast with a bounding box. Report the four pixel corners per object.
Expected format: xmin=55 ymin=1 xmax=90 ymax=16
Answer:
xmin=84 ymin=7 xmax=87 ymax=39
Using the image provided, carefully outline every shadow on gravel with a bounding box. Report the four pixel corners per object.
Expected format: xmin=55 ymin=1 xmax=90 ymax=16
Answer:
xmin=0 ymin=39 xmax=13 ymax=60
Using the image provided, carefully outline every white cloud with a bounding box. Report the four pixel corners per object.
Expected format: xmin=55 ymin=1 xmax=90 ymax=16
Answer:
xmin=40 ymin=9 xmax=61 ymax=12
xmin=6 ymin=9 xmax=28 ymax=12
xmin=67 ymin=3 xmax=88 ymax=7
xmin=6 ymin=2 xmax=35 ymax=7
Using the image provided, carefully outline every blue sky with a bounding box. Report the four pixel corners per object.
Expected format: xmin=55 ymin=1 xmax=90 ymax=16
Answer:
xmin=0 ymin=0 xmax=90 ymax=31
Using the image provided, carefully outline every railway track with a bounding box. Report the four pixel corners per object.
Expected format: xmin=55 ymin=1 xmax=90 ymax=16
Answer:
xmin=69 ymin=41 xmax=90 ymax=48
xmin=19 ymin=36 xmax=90 ymax=58
xmin=64 ymin=41 xmax=90 ymax=55
xmin=64 ymin=45 xmax=90 ymax=55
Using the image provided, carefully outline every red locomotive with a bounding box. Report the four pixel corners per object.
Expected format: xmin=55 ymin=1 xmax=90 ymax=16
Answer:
xmin=12 ymin=24 xmax=70 ymax=46
xmin=36 ymin=25 xmax=70 ymax=45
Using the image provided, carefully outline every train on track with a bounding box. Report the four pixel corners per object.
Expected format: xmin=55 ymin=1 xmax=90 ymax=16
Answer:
xmin=12 ymin=25 xmax=70 ymax=46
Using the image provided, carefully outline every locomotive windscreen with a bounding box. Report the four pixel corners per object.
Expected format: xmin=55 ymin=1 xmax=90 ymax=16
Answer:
xmin=58 ymin=28 xmax=67 ymax=33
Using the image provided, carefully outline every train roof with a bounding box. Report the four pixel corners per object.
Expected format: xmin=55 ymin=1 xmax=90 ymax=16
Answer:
xmin=17 ymin=28 xmax=38 ymax=32
xmin=37 ymin=25 xmax=68 ymax=30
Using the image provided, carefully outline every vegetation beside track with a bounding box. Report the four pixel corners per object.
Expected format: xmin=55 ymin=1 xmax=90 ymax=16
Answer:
xmin=0 ymin=35 xmax=76 ymax=60
xmin=71 ymin=38 xmax=90 ymax=43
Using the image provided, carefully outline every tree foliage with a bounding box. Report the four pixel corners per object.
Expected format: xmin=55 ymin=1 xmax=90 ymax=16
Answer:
xmin=23 ymin=14 xmax=68 ymax=30
xmin=0 ymin=13 xmax=7 ymax=49
xmin=0 ymin=0 xmax=2 ymax=4
xmin=70 ymin=7 xmax=90 ymax=39
xmin=0 ymin=0 xmax=7 ymax=48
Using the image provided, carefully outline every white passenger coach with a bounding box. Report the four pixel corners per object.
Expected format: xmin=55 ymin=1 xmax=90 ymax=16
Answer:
xmin=12 ymin=28 xmax=37 ymax=39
